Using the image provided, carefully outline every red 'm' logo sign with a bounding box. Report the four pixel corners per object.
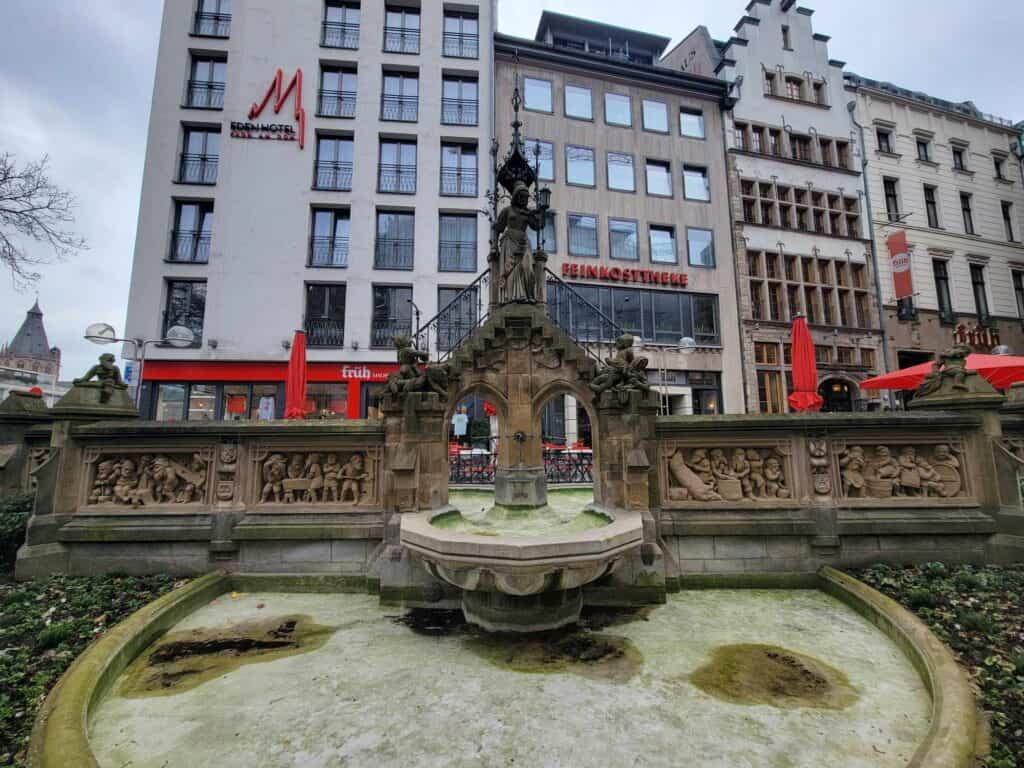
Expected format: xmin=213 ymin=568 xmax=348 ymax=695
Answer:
xmin=248 ymin=68 xmax=306 ymax=149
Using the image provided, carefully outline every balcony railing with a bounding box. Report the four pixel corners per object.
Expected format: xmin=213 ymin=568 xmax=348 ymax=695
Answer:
xmin=440 ymin=168 xmax=477 ymax=197
xmin=193 ymin=11 xmax=230 ymax=37
xmin=371 ymin=319 xmax=413 ymax=348
xmin=306 ymin=317 xmax=345 ymax=348
xmin=315 ymin=161 xmax=353 ymax=191
xmin=441 ymin=98 xmax=478 ymax=126
xmin=321 ymin=21 xmax=359 ymax=49
xmin=383 ymin=26 xmax=420 ymax=54
xmin=381 ymin=95 xmax=418 ymax=122
xmin=318 ymin=90 xmax=357 ymax=118
xmin=443 ymin=31 xmax=479 ymax=59
xmin=309 ymin=236 xmax=349 ymax=268
xmin=185 ymin=80 xmax=225 ymax=109
xmin=169 ymin=230 xmax=211 ymax=263
xmin=378 ymin=164 xmax=416 ymax=194
xmin=439 ymin=241 xmax=476 ymax=272
xmin=178 ymin=153 xmax=218 ymax=184
xmin=374 ymin=238 xmax=414 ymax=269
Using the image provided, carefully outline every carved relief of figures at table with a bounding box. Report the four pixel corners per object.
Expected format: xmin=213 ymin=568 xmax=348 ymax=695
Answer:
xmin=836 ymin=442 xmax=965 ymax=500
xmin=663 ymin=444 xmax=792 ymax=504
xmin=253 ymin=449 xmax=378 ymax=507
xmin=85 ymin=450 xmax=211 ymax=507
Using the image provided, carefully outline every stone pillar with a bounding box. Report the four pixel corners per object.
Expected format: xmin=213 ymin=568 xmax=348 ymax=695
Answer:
xmin=565 ymin=395 xmax=579 ymax=447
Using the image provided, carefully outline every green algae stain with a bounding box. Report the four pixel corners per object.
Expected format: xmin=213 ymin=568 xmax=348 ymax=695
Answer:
xmin=118 ymin=614 xmax=336 ymax=698
xmin=690 ymin=644 xmax=859 ymax=710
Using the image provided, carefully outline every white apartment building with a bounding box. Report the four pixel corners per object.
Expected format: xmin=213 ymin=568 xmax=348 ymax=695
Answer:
xmin=125 ymin=0 xmax=495 ymax=421
xmin=847 ymin=73 xmax=1024 ymax=380
xmin=671 ymin=0 xmax=884 ymax=413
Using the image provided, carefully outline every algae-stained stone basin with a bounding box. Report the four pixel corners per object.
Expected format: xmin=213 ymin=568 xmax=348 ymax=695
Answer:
xmin=89 ymin=589 xmax=931 ymax=768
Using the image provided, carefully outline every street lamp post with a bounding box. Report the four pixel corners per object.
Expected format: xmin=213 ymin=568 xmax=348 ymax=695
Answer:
xmin=84 ymin=323 xmax=195 ymax=409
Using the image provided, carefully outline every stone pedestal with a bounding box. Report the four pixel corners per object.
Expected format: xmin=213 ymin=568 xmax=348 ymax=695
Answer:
xmin=51 ymin=382 xmax=138 ymax=420
xmin=462 ymin=588 xmax=582 ymax=633
xmin=494 ymin=465 xmax=547 ymax=507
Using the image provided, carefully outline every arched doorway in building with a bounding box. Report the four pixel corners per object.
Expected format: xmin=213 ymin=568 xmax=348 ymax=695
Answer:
xmin=819 ymin=378 xmax=857 ymax=412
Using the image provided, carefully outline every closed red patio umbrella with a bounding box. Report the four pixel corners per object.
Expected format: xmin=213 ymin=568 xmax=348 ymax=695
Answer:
xmin=861 ymin=353 xmax=1024 ymax=391
xmin=284 ymin=330 xmax=308 ymax=419
xmin=787 ymin=314 xmax=824 ymax=412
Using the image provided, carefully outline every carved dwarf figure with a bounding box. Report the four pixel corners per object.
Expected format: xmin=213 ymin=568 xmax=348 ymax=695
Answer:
xmin=113 ymin=459 xmax=140 ymax=505
xmin=667 ymin=448 xmax=722 ymax=501
xmin=340 ymin=454 xmax=368 ymax=503
xmin=90 ymin=459 xmax=119 ymax=503
xmin=304 ymin=453 xmax=324 ymax=503
xmin=839 ymin=445 xmax=867 ymax=498
xmin=589 ymin=335 xmax=651 ymax=397
xmin=763 ymin=456 xmax=790 ymax=498
xmin=731 ymin=448 xmax=753 ymax=497
xmin=688 ymin=449 xmax=714 ymax=489
xmin=914 ymin=455 xmax=946 ymax=497
xmin=747 ymin=449 xmax=766 ymax=498
xmin=74 ymin=353 xmax=127 ymax=404
xmin=323 ymin=454 xmax=343 ymax=502
xmin=260 ymin=453 xmax=288 ymax=503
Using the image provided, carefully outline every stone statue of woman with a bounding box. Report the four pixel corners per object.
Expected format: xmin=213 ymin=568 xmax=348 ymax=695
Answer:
xmin=495 ymin=181 xmax=545 ymax=303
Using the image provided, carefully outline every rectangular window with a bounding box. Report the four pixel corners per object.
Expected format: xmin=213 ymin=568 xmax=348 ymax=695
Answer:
xmin=170 ymin=201 xmax=213 ymax=263
xmin=814 ymin=345 xmax=832 ymax=365
xmin=566 ymin=145 xmax=595 ymax=186
xmin=568 ymin=214 xmax=599 ymax=257
xmin=785 ymin=77 xmax=802 ymax=100
xmin=924 ymin=185 xmax=939 ymax=228
xmin=611 ymin=289 xmax=641 ymax=337
xmin=755 ymin=342 xmax=779 ymax=365
xmin=687 ymin=228 xmax=714 ymax=268
xmin=970 ymin=263 xmax=989 ymax=320
xmin=679 ymin=108 xmax=705 ymax=138
xmin=933 ymin=260 xmax=954 ymax=321
xmin=378 ymin=139 xmax=416 ymax=193
xmin=442 ymin=11 xmax=478 ymax=59
xmin=310 ymin=208 xmax=350 ymax=267
xmin=194 ymin=0 xmax=231 ymax=37
xmin=374 ymin=210 xmax=414 ymax=269
xmin=186 ymin=55 xmax=226 ymax=108
xmin=683 ymin=165 xmax=710 ymax=201
xmin=861 ymin=348 xmax=876 ymax=369
xmin=371 ymin=285 xmax=413 ymax=347
xmin=733 ymin=123 xmax=748 ymax=151
xmin=916 ymin=138 xmax=931 ymax=162
xmin=523 ymin=77 xmax=552 ymax=112
xmin=155 ymin=383 xmax=186 ymax=422
xmin=383 ymin=5 xmax=420 ymax=54
xmin=757 ymin=371 xmax=784 ymax=414
xmin=186 ymin=384 xmax=216 ymax=421
xmin=564 ymin=85 xmax=592 ymax=119
xmin=323 ymin=2 xmax=360 ymax=49
xmin=315 ymin=135 xmax=354 ymax=191
xmin=952 ymin=146 xmax=966 ymax=170
xmin=604 ymin=93 xmax=631 ymax=127
xmin=179 ymin=127 xmax=220 ymax=184
xmin=1003 ymin=201 xmax=1017 ymax=242
xmin=607 ymin=152 xmax=635 ymax=192
xmin=883 ymin=177 xmax=900 ymax=221
xmin=609 ymin=219 xmax=638 ymax=261
xmin=441 ymin=76 xmax=478 ymax=126
xmin=651 ymin=292 xmax=682 ymax=345
xmin=1013 ymin=270 xmax=1024 ymax=319
xmin=437 ymin=286 xmax=479 ymax=351
xmin=528 ymin=211 xmax=556 ymax=253
xmin=305 ymin=383 xmax=348 ymax=418
xmin=649 ymin=225 xmax=677 ymax=264
xmin=645 ymin=160 xmax=672 ymax=197
xmin=751 ymin=127 xmax=764 ymax=153
xmin=781 ymin=25 xmax=791 ymax=49
xmin=318 ymin=66 xmax=357 ymax=118
xmin=642 ymin=99 xmax=668 ymax=133
xmin=763 ymin=72 xmax=776 ymax=96
xmin=440 ymin=142 xmax=477 ymax=197
xmin=525 ymin=138 xmax=554 ymax=181
xmin=438 ymin=214 xmax=477 ymax=272
xmin=961 ymin=193 xmax=975 ymax=234
xmin=164 ymin=280 xmax=206 ymax=344
xmin=305 ymin=283 xmax=346 ymax=347
xmin=381 ymin=71 xmax=418 ymax=121
xmin=994 ymin=156 xmax=1007 ymax=180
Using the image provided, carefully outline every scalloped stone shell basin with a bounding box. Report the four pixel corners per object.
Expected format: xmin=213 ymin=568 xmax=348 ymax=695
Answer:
xmin=89 ymin=590 xmax=931 ymax=768
xmin=433 ymin=489 xmax=610 ymax=536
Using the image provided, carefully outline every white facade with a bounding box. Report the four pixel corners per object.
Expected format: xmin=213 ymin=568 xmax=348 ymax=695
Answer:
xmin=125 ymin=0 xmax=495 ymax=417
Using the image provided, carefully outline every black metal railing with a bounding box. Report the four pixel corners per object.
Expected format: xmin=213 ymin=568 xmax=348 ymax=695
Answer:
xmin=185 ymin=80 xmax=225 ymax=109
xmin=371 ymin=319 xmax=413 ymax=348
xmin=193 ymin=11 xmax=230 ymax=37
xmin=318 ymin=90 xmax=357 ymax=118
xmin=414 ymin=270 xmax=490 ymax=360
xmin=321 ymin=21 xmax=359 ymax=49
xmin=315 ymin=161 xmax=353 ymax=191
xmin=449 ymin=452 xmax=496 ymax=484
xmin=309 ymin=236 xmax=349 ymax=267
xmin=544 ymin=450 xmax=594 ymax=484
xmin=381 ymin=95 xmax=418 ymax=122
xmin=448 ymin=450 xmax=593 ymax=485
xmin=544 ymin=269 xmax=624 ymax=358
xmin=439 ymin=241 xmax=476 ymax=272
xmin=306 ymin=317 xmax=345 ymax=348
xmin=441 ymin=98 xmax=478 ymax=126
xmin=169 ymin=230 xmax=211 ymax=263
xmin=383 ymin=26 xmax=420 ymax=54
xmin=440 ymin=168 xmax=477 ymax=197
xmin=374 ymin=238 xmax=414 ymax=269
xmin=378 ymin=164 xmax=416 ymax=194
xmin=178 ymin=153 xmax=218 ymax=184
xmin=443 ymin=31 xmax=479 ymax=58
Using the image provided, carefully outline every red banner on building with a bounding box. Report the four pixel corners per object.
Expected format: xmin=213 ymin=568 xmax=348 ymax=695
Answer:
xmin=887 ymin=231 xmax=913 ymax=300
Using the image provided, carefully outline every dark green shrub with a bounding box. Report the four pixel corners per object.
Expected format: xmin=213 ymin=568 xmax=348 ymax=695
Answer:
xmin=35 ymin=621 xmax=75 ymax=650
xmin=957 ymin=610 xmax=994 ymax=634
xmin=953 ymin=570 xmax=986 ymax=590
xmin=921 ymin=561 xmax=948 ymax=580
xmin=904 ymin=587 xmax=936 ymax=608
xmin=0 ymin=492 xmax=34 ymax=572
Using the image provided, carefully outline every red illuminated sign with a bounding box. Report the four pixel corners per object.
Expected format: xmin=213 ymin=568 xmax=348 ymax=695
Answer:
xmin=233 ymin=68 xmax=307 ymax=149
xmin=561 ymin=261 xmax=689 ymax=288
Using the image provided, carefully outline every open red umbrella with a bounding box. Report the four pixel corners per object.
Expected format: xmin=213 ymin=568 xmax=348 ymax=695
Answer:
xmin=861 ymin=353 xmax=1024 ymax=391
xmin=284 ymin=330 xmax=308 ymax=419
xmin=787 ymin=314 xmax=824 ymax=412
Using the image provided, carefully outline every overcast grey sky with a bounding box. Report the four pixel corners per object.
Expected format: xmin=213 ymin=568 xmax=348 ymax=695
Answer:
xmin=1 ymin=0 xmax=1021 ymax=378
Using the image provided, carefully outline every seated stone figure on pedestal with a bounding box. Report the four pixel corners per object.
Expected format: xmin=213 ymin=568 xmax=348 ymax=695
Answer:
xmin=590 ymin=335 xmax=652 ymax=402
xmin=53 ymin=353 xmax=137 ymax=417
xmin=384 ymin=335 xmax=454 ymax=400
xmin=75 ymin=353 xmax=126 ymax=403
xmin=911 ymin=343 xmax=1004 ymax=409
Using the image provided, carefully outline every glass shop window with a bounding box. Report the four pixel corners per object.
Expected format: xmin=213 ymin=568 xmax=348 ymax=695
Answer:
xmin=187 ymin=384 xmax=217 ymax=421
xmin=306 ymin=382 xmax=348 ymax=418
xmin=155 ymin=383 xmax=186 ymax=421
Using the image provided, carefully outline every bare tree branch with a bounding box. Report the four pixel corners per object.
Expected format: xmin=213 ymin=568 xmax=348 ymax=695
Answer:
xmin=0 ymin=152 xmax=88 ymax=289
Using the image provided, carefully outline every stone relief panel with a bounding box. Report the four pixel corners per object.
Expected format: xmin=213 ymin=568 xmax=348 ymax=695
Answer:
xmin=215 ymin=443 xmax=239 ymax=503
xmin=83 ymin=449 xmax=213 ymax=507
xmin=834 ymin=441 xmax=967 ymax=500
xmin=27 ymin=447 xmax=51 ymax=490
xmin=251 ymin=447 xmax=380 ymax=507
xmin=661 ymin=442 xmax=794 ymax=505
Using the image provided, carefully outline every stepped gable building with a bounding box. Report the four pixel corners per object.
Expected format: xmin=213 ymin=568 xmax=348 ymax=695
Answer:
xmin=124 ymin=0 xmax=496 ymax=422
xmin=672 ymin=0 xmax=884 ymax=413
xmin=495 ymin=11 xmax=744 ymax=419
xmin=0 ymin=301 xmax=67 ymax=406
xmin=846 ymin=73 xmax=1024 ymax=386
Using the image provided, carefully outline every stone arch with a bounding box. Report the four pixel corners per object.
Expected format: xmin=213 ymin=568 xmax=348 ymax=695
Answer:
xmin=530 ymin=379 xmax=602 ymax=500
xmin=818 ymin=376 xmax=859 ymax=413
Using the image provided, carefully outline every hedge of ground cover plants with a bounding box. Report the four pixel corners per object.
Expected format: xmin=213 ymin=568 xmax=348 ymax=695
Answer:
xmin=856 ymin=563 xmax=1024 ymax=768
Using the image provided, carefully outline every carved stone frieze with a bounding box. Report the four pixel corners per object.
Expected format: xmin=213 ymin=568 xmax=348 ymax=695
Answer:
xmin=216 ymin=443 xmax=239 ymax=503
xmin=84 ymin=450 xmax=212 ymax=507
xmin=835 ymin=441 xmax=965 ymax=499
xmin=251 ymin=448 xmax=380 ymax=507
xmin=662 ymin=442 xmax=793 ymax=504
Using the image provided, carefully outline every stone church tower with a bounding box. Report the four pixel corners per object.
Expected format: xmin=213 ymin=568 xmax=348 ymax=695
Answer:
xmin=1 ymin=301 xmax=61 ymax=378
